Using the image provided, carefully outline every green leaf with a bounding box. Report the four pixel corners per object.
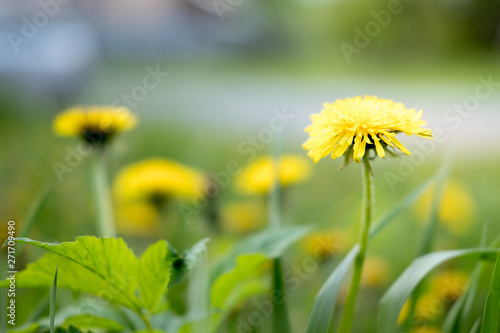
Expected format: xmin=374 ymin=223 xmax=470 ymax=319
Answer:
xmin=0 ymin=237 xmax=141 ymax=310
xmin=211 ymin=226 xmax=309 ymax=283
xmin=62 ymin=315 xmax=124 ymax=332
xmin=443 ymin=223 xmax=490 ymax=333
xmin=305 ymin=175 xmax=433 ymax=333
xmin=480 ymin=248 xmax=500 ymax=333
xmin=378 ymin=248 xmax=497 ymax=333
xmin=138 ymin=240 xmax=172 ymax=313
xmin=211 ymin=253 xmax=268 ymax=310
xmin=168 ymin=238 xmax=209 ymax=287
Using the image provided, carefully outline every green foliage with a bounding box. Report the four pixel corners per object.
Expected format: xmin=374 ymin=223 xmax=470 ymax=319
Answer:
xmin=378 ymin=249 xmax=498 ymax=333
xmin=138 ymin=240 xmax=172 ymax=312
xmin=211 ymin=253 xmax=268 ymax=310
xmin=306 ymin=174 xmax=434 ymax=333
xmin=49 ymin=268 xmax=58 ymax=333
xmin=210 ymin=226 xmax=309 ymax=283
xmin=1 ymin=236 xmax=208 ymax=332
xmin=480 ymin=248 xmax=500 ymax=333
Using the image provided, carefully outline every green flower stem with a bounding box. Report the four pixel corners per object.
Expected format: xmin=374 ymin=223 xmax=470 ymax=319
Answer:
xmin=138 ymin=312 xmax=154 ymax=333
xmin=91 ymin=151 xmax=116 ymax=237
xmin=338 ymin=154 xmax=373 ymax=333
xmin=272 ymin=258 xmax=291 ymax=333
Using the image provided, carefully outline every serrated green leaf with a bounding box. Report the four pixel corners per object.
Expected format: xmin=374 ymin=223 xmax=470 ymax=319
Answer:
xmin=378 ymin=248 xmax=497 ymax=333
xmin=138 ymin=240 xmax=172 ymax=313
xmin=0 ymin=237 xmax=141 ymax=310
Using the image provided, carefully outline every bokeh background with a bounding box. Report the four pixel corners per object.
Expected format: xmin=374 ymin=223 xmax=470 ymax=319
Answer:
xmin=2 ymin=0 xmax=500 ymax=331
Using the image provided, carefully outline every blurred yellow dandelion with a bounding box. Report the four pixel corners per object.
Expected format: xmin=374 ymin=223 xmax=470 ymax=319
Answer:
xmin=54 ymin=106 xmax=137 ymax=145
xmin=221 ymin=201 xmax=266 ymax=234
xmin=415 ymin=292 xmax=443 ymax=320
xmin=236 ymin=155 xmax=311 ymax=194
xmin=416 ymin=181 xmax=475 ymax=235
xmin=113 ymin=158 xmax=206 ymax=205
xmin=115 ymin=202 xmax=159 ymax=236
xmin=301 ymin=230 xmax=351 ymax=259
xmin=360 ymin=256 xmax=391 ymax=287
xmin=429 ymin=271 xmax=468 ymax=302
xmin=303 ymin=96 xmax=432 ymax=164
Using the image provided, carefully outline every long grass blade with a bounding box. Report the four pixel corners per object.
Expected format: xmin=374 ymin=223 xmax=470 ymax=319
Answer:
xmin=443 ymin=223 xmax=490 ymax=333
xmin=305 ymin=171 xmax=435 ymax=333
xmin=16 ymin=182 xmax=52 ymax=255
xmin=378 ymin=248 xmax=497 ymax=333
xmin=480 ymin=247 xmax=500 ymax=333
xmin=50 ymin=267 xmax=58 ymax=333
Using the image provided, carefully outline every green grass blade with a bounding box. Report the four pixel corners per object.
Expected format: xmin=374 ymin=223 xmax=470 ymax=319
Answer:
xmin=480 ymin=248 xmax=500 ymax=333
xmin=16 ymin=182 xmax=52 ymax=255
xmin=50 ymin=267 xmax=58 ymax=333
xmin=416 ymin=151 xmax=454 ymax=256
xmin=305 ymin=173 xmax=434 ymax=333
xmin=305 ymin=245 xmax=359 ymax=333
xmin=378 ymin=248 xmax=497 ymax=333
xmin=443 ymin=223 xmax=490 ymax=333
xmin=471 ymin=318 xmax=482 ymax=333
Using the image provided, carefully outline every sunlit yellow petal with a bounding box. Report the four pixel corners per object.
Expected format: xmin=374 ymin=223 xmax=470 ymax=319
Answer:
xmin=302 ymin=96 xmax=432 ymax=164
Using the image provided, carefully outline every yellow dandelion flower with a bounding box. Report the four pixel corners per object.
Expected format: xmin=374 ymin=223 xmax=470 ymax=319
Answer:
xmin=361 ymin=256 xmax=391 ymax=287
xmin=301 ymin=230 xmax=351 ymax=259
xmin=221 ymin=201 xmax=266 ymax=234
xmin=429 ymin=271 xmax=468 ymax=302
xmin=54 ymin=106 xmax=137 ymax=145
xmin=303 ymin=96 xmax=432 ymax=164
xmin=115 ymin=202 xmax=159 ymax=236
xmin=113 ymin=158 xmax=206 ymax=205
xmin=416 ymin=181 xmax=475 ymax=235
xmin=415 ymin=292 xmax=443 ymax=320
xmin=236 ymin=155 xmax=311 ymax=194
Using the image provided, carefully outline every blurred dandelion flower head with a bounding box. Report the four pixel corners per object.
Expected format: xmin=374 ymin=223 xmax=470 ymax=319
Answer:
xmin=415 ymin=292 xmax=442 ymax=320
xmin=236 ymin=155 xmax=311 ymax=194
xmin=301 ymin=230 xmax=351 ymax=259
xmin=54 ymin=106 xmax=137 ymax=145
xmin=113 ymin=158 xmax=206 ymax=206
xmin=115 ymin=202 xmax=159 ymax=236
xmin=303 ymin=96 xmax=432 ymax=164
xmin=221 ymin=201 xmax=266 ymax=234
xmin=416 ymin=181 xmax=476 ymax=235
xmin=360 ymin=256 xmax=391 ymax=287
xmin=429 ymin=270 xmax=468 ymax=302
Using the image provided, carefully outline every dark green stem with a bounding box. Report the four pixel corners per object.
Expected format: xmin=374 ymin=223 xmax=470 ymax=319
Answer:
xmin=272 ymin=258 xmax=291 ymax=333
xmin=338 ymin=154 xmax=373 ymax=333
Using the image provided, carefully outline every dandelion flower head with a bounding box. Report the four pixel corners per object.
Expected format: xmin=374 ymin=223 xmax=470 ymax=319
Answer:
xmin=303 ymin=96 xmax=432 ymax=164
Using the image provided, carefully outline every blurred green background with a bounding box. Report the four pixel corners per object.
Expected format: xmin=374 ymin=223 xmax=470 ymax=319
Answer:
xmin=1 ymin=0 xmax=500 ymax=330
